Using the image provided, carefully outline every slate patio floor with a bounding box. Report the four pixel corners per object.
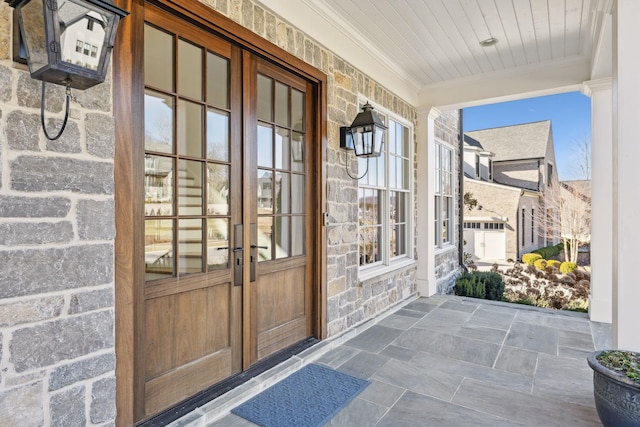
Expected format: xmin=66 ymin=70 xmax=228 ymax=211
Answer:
xmin=184 ymin=295 xmax=611 ymax=426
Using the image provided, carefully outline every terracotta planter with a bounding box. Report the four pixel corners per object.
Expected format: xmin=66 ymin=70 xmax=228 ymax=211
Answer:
xmin=587 ymin=351 xmax=640 ymax=427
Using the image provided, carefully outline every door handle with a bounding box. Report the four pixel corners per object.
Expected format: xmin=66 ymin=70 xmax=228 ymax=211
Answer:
xmin=250 ymin=223 xmax=262 ymax=282
xmin=233 ymin=224 xmax=243 ymax=286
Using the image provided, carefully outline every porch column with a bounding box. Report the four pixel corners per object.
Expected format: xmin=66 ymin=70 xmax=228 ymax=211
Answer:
xmin=612 ymin=0 xmax=640 ymax=351
xmin=416 ymin=107 xmax=440 ymax=296
xmin=582 ymin=79 xmax=612 ymax=324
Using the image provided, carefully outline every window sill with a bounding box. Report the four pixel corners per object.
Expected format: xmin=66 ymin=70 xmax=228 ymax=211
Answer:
xmin=358 ymin=258 xmax=416 ymax=284
xmin=434 ymin=244 xmax=456 ymax=256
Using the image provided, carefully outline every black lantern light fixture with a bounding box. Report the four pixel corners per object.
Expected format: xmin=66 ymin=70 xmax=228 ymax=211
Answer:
xmin=6 ymin=0 xmax=128 ymax=140
xmin=340 ymin=101 xmax=387 ymax=179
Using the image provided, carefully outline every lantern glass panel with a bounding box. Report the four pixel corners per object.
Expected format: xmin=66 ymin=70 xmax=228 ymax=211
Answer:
xmin=19 ymin=0 xmax=48 ymax=74
xmin=58 ymin=0 xmax=112 ymax=71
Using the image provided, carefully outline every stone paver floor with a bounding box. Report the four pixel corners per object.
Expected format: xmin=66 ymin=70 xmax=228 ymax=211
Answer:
xmin=202 ymin=295 xmax=611 ymax=426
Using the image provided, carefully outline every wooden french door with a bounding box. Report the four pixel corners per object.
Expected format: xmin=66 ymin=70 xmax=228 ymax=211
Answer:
xmin=138 ymin=5 xmax=314 ymax=421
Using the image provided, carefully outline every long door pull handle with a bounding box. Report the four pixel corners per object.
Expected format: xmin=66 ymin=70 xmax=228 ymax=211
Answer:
xmin=250 ymin=245 xmax=268 ymax=249
xmin=232 ymin=247 xmax=244 ymax=252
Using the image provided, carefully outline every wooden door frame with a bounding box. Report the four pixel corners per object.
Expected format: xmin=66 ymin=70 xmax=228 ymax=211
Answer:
xmin=113 ymin=0 xmax=327 ymax=424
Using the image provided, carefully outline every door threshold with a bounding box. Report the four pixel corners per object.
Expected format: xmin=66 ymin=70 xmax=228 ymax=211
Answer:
xmin=138 ymin=337 xmax=318 ymax=426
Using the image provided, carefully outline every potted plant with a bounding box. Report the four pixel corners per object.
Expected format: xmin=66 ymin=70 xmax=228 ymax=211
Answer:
xmin=587 ymin=350 xmax=640 ymax=427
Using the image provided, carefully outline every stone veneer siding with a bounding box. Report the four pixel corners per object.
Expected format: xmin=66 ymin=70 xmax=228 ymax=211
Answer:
xmin=0 ymin=2 xmax=116 ymax=425
xmin=195 ymin=0 xmax=419 ymax=336
xmin=434 ymin=110 xmax=461 ymax=294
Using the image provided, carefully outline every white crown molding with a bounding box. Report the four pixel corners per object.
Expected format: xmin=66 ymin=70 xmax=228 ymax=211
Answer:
xmin=258 ymin=0 xmax=420 ymax=105
xmin=582 ymin=77 xmax=613 ymax=97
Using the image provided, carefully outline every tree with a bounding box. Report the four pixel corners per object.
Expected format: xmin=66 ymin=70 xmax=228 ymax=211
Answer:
xmin=463 ymin=192 xmax=478 ymax=212
xmin=535 ymin=182 xmax=590 ymax=263
xmin=571 ymin=134 xmax=591 ymax=180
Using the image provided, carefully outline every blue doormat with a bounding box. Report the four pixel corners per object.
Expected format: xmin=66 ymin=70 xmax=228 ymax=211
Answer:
xmin=231 ymin=363 xmax=370 ymax=427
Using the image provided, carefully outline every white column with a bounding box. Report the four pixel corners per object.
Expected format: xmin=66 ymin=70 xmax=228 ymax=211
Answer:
xmin=416 ymin=107 xmax=440 ymax=296
xmin=582 ymin=79 xmax=612 ymax=324
xmin=612 ymin=0 xmax=640 ymax=352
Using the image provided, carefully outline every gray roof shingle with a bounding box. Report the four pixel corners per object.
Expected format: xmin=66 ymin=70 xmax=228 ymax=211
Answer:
xmin=465 ymin=120 xmax=552 ymax=162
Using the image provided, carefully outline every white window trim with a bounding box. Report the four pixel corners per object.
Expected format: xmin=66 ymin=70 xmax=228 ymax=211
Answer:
xmin=434 ymin=138 xmax=454 ymax=249
xmin=357 ymin=97 xmax=415 ymax=278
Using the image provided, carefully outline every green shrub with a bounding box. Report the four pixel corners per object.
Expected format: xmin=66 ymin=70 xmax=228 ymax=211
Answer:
xmin=534 ymin=259 xmax=547 ymax=270
xmin=522 ymin=253 xmax=542 ymax=265
xmin=533 ymin=244 xmax=560 ymax=259
xmin=455 ymin=272 xmax=505 ymax=301
xmin=547 ymin=260 xmax=562 ymax=269
xmin=560 ymin=262 xmax=578 ymax=274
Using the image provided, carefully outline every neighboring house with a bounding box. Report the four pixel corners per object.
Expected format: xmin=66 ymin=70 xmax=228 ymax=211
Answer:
xmin=463 ymin=121 xmax=560 ymax=261
xmin=559 ymin=180 xmax=592 ymax=242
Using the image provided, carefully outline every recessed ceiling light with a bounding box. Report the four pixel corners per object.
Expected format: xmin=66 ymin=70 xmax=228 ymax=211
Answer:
xmin=479 ymin=37 xmax=498 ymax=47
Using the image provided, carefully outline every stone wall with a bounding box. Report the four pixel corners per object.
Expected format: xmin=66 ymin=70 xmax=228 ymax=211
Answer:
xmin=493 ymin=160 xmax=540 ymax=191
xmin=0 ymin=3 xmax=116 ymax=426
xmin=198 ymin=0 xmax=418 ymax=336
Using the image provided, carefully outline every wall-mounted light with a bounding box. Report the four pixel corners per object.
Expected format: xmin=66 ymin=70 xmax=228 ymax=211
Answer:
xmin=340 ymin=101 xmax=387 ymax=179
xmin=6 ymin=0 xmax=128 ymax=140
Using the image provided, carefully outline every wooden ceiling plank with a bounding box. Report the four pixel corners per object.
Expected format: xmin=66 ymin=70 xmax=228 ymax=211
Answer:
xmin=459 ymin=0 xmax=505 ymax=72
xmin=530 ymin=0 xmax=552 ymax=62
xmin=476 ymin=0 xmax=517 ymax=69
xmin=493 ymin=0 xmax=528 ymax=67
xmin=564 ymin=0 xmax=583 ymax=56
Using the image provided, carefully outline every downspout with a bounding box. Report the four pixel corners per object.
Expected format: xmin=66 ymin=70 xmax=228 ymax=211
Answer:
xmin=458 ymin=109 xmax=467 ymax=272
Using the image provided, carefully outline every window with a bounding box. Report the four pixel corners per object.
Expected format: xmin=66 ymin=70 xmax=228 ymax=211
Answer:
xmin=475 ymin=154 xmax=480 ymax=177
xmin=75 ymin=40 xmax=83 ymax=53
xmin=484 ymin=222 xmax=504 ymax=230
xmin=358 ymin=104 xmax=412 ymax=268
xmin=488 ymin=159 xmax=493 ymax=181
xmin=521 ymin=209 xmax=525 ymax=246
xmin=547 ymin=164 xmax=553 ymax=186
xmin=531 ymin=209 xmax=534 ymax=243
xmin=87 ymin=19 xmax=94 ymax=31
xmin=464 ymin=222 xmax=480 ymax=229
xmin=435 ymin=142 xmax=453 ymax=247
xmin=83 ymin=42 xmax=91 ymax=56
xmin=90 ymin=45 xmax=98 ymax=58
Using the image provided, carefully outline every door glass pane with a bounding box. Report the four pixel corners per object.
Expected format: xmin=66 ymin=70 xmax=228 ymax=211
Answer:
xmin=144 ymin=24 xmax=173 ymax=91
xmin=207 ymin=218 xmax=229 ymax=270
xmin=275 ymin=128 xmax=290 ymax=170
xmin=275 ymin=172 xmax=290 ymax=214
xmin=207 ymin=52 xmax=228 ymax=108
xmin=257 ymin=217 xmax=272 ymax=262
xmin=178 ymin=160 xmax=203 ymax=215
xmin=144 ymin=90 xmax=174 ymax=154
xmin=292 ymin=89 xmax=304 ymax=131
xmin=292 ymin=174 xmax=304 ymax=214
xmin=207 ymin=163 xmax=229 ymax=215
xmin=257 ymin=74 xmax=273 ymax=122
xmin=257 ymin=124 xmax=273 ymax=168
xmin=206 ymin=109 xmax=229 ymax=161
xmin=257 ymin=170 xmax=273 ymax=214
xmin=178 ymin=219 xmax=202 ymax=275
xmin=145 ymin=155 xmax=173 ymax=216
xmin=292 ymin=216 xmax=304 ymax=256
xmin=275 ymin=216 xmax=290 ymax=259
xmin=275 ymin=82 xmax=289 ymax=126
xmin=178 ymin=39 xmax=202 ymax=100
xmin=145 ymin=219 xmax=174 ymax=280
xmin=177 ymin=100 xmax=203 ymax=157
xmin=291 ymin=132 xmax=304 ymax=172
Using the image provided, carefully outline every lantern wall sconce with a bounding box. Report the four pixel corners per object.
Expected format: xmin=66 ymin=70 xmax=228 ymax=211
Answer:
xmin=340 ymin=101 xmax=387 ymax=179
xmin=6 ymin=0 xmax=129 ymax=140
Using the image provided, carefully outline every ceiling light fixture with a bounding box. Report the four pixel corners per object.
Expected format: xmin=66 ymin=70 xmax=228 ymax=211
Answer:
xmin=479 ymin=37 xmax=498 ymax=47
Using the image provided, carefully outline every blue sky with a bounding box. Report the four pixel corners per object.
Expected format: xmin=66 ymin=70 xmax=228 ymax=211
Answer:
xmin=463 ymin=92 xmax=591 ymax=181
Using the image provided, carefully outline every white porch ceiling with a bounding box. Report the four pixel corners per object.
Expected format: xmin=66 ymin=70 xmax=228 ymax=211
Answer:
xmin=262 ymin=0 xmax=613 ymax=108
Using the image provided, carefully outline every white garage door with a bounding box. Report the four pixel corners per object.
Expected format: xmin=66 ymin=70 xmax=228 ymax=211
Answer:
xmin=483 ymin=231 xmax=505 ymax=260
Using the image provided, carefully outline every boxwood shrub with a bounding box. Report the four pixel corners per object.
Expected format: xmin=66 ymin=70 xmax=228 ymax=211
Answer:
xmin=455 ymin=272 xmax=505 ymax=301
xmin=522 ymin=253 xmax=542 ymax=265
xmin=534 ymin=259 xmax=547 ymax=270
xmin=533 ymin=244 xmax=561 ymax=259
xmin=560 ymin=262 xmax=578 ymax=274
